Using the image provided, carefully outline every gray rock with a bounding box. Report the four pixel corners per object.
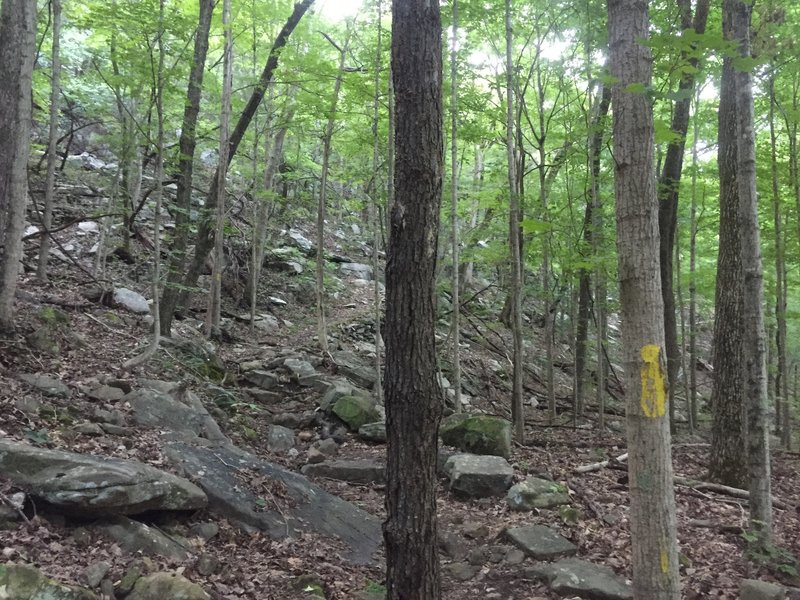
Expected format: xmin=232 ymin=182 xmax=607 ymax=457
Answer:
xmin=253 ymin=314 xmax=280 ymax=332
xmin=284 ymin=358 xmax=316 ymax=380
xmin=358 ymin=422 xmax=387 ymax=443
xmin=306 ymin=447 xmax=326 ymax=464
xmin=87 ymin=385 xmax=125 ymax=402
xmin=127 ymin=572 xmax=210 ymax=600
xmin=19 ymin=373 xmax=70 ymax=398
xmin=100 ymin=423 xmax=133 ymax=436
xmin=244 ymin=370 xmax=279 ymax=390
xmin=332 ymin=395 xmax=381 ymax=431
xmin=14 ymin=396 xmax=41 ymax=417
xmin=301 ymin=459 xmax=385 ymax=484
xmin=273 ymin=412 xmax=303 ymax=428
xmin=125 ymin=388 xmax=227 ymax=443
xmin=505 ymin=548 xmax=526 ymax=565
xmin=189 ymin=522 xmax=219 ymax=541
xmin=741 ymin=580 xmax=787 ymax=600
xmin=506 ymin=524 xmax=577 ymax=560
xmin=195 ymin=553 xmax=220 ymax=576
xmin=443 ymin=454 xmax=514 ymax=498
xmin=98 ymin=516 xmax=191 ymax=560
xmin=319 ymin=380 xmax=359 ymax=411
xmin=81 ymin=561 xmax=111 ymax=588
xmin=315 ymin=438 xmax=339 ymax=455
xmin=440 ymin=414 xmax=512 ymax=459
xmin=163 ymin=441 xmax=381 ymax=565
xmin=0 ymin=439 xmax=206 ymax=515
xmin=288 ymin=229 xmax=314 ymax=253
xmin=267 ymin=425 xmax=296 ymax=452
xmin=340 ymin=263 xmax=374 ymax=280
xmin=332 ymin=351 xmax=378 ymax=389
xmin=0 ymin=563 xmax=98 ymax=599
xmin=443 ymin=562 xmax=477 ymax=581
xmin=113 ymin=288 xmax=150 ymax=314
xmin=507 ymin=477 xmax=571 ymax=510
xmin=526 ymin=558 xmax=632 ymax=600
xmin=73 ymin=423 xmax=105 ymax=436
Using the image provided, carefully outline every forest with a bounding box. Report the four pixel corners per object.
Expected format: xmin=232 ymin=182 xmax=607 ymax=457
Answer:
xmin=0 ymin=0 xmax=798 ymax=599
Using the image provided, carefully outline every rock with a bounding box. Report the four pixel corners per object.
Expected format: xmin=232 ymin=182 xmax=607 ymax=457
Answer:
xmin=443 ymin=562 xmax=477 ymax=581
xmin=125 ymin=388 xmax=228 ymax=443
xmin=438 ymin=531 xmax=466 ymax=559
xmin=0 ymin=439 xmax=207 ymax=515
xmin=319 ymin=380 xmax=361 ymax=411
xmin=293 ymin=573 xmax=325 ymax=597
xmin=113 ymin=288 xmax=150 ymax=314
xmin=189 ymin=522 xmax=219 ymax=541
xmin=100 ymin=423 xmax=133 ymax=436
xmin=505 ymin=548 xmax=526 ymax=565
xmin=87 ymin=385 xmax=125 ymax=402
xmin=507 ymin=477 xmax=571 ymax=510
xmin=301 ymin=460 xmax=385 ymax=484
xmin=19 ymin=373 xmax=70 ymax=398
xmin=358 ymin=422 xmax=387 ymax=443
xmin=14 ymin=396 xmax=41 ymax=417
xmin=26 ymin=327 xmax=60 ymax=356
xmin=443 ymin=454 xmax=514 ymax=498
xmin=267 ymin=425 xmax=296 ymax=452
xmin=526 ymin=558 xmax=633 ymax=600
xmin=332 ymin=351 xmax=378 ymax=389
xmin=163 ymin=440 xmax=381 ymax=564
xmin=98 ymin=516 xmax=191 ymax=560
xmin=127 ymin=572 xmax=210 ymax=600
xmin=462 ymin=521 xmax=490 ymax=540
xmin=273 ymin=412 xmax=303 ymax=429
xmin=306 ymin=448 xmax=326 ymax=464
xmin=506 ymin=524 xmax=577 ymax=560
xmin=244 ymin=370 xmax=279 ymax=390
xmin=440 ymin=414 xmax=512 ymax=459
xmin=81 ymin=561 xmax=111 ymax=588
xmin=73 ymin=423 xmax=105 ymax=436
xmin=195 ymin=553 xmax=220 ymax=576
xmin=253 ymin=314 xmax=280 ymax=332
xmin=239 ymin=360 xmax=263 ymax=372
xmin=284 ymin=358 xmax=316 ymax=380
xmin=269 ymin=296 xmax=287 ymax=306
xmin=333 ymin=395 xmax=381 ymax=431
xmin=741 ymin=580 xmax=787 ymax=600
xmin=0 ymin=562 xmax=98 ymax=599
xmin=340 ymin=262 xmax=374 ymax=280
xmin=287 ymin=229 xmax=314 ymax=254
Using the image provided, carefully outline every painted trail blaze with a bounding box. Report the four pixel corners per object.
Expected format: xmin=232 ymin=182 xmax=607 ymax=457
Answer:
xmin=640 ymin=344 xmax=666 ymax=418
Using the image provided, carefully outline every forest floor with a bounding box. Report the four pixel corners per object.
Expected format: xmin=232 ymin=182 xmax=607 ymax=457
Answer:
xmin=0 ymin=170 xmax=798 ymax=599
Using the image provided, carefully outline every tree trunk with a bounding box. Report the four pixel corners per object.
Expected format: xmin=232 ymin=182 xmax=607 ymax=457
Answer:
xmin=505 ymin=0 xmax=525 ymax=443
xmin=450 ymin=0 xmax=461 ymax=413
xmin=0 ymin=0 xmax=37 ymax=332
xmin=159 ymin=0 xmax=214 ymax=335
xmin=688 ymin=85 xmax=700 ymax=433
xmin=177 ymin=0 xmax=315 ymax=315
xmin=37 ymin=0 xmax=62 ymax=282
xmin=657 ymin=0 xmax=710 ymax=431
xmin=383 ymin=0 xmax=443 ymax=597
xmin=708 ymin=17 xmax=747 ymax=490
xmin=608 ymin=0 xmax=681 ymax=596
xmin=729 ymin=0 xmax=773 ymax=546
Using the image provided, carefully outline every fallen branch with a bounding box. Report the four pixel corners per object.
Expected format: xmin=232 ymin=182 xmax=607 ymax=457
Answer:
xmin=673 ymin=477 xmax=788 ymax=511
xmin=573 ymin=452 xmax=628 ymax=474
xmin=687 ymin=518 xmax=744 ymax=535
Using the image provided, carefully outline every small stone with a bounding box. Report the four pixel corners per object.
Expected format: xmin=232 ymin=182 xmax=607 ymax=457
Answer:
xmin=71 ymin=527 xmax=93 ymax=547
xmin=462 ymin=522 xmax=490 ymax=540
xmin=267 ymin=425 xmax=296 ymax=452
xmin=297 ymin=431 xmax=314 ymax=442
xmin=505 ymin=548 xmax=526 ymax=565
xmin=195 ymin=553 xmax=220 ymax=576
xmin=74 ymin=422 xmax=105 ymax=436
xmin=273 ymin=412 xmax=302 ymax=429
xmin=307 ymin=447 xmax=326 ymax=464
xmin=315 ymin=437 xmax=339 ymax=456
xmin=468 ymin=547 xmax=489 ymax=565
xmin=189 ymin=522 xmax=219 ymax=541
xmin=358 ymin=422 xmax=387 ymax=443
xmin=82 ymin=560 xmax=111 ymax=588
xmin=117 ymin=564 xmax=143 ymax=595
xmin=438 ymin=531 xmax=466 ymax=560
xmin=443 ymin=562 xmax=477 ymax=581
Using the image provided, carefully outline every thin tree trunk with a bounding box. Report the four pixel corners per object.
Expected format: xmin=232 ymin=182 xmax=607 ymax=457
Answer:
xmin=159 ymin=0 xmax=214 ymax=335
xmin=450 ymin=0 xmax=461 ymax=413
xmin=37 ymin=0 xmax=62 ymax=282
xmin=688 ymin=86 xmax=700 ymax=433
xmin=0 ymin=0 xmax=37 ymax=331
xmin=384 ymin=0 xmax=443 ymax=596
xmin=608 ymin=0 xmax=681 ymax=595
xmin=206 ymin=0 xmax=233 ymax=339
xmin=371 ymin=1 xmax=384 ymax=403
xmin=505 ymin=0 xmax=525 ymax=443
xmin=316 ymin=29 xmax=350 ymax=354
xmin=729 ymin=0 xmax=773 ymax=545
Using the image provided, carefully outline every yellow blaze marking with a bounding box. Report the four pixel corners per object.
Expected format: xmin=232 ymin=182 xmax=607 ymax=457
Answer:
xmin=640 ymin=344 xmax=666 ymax=418
xmin=660 ymin=549 xmax=669 ymax=574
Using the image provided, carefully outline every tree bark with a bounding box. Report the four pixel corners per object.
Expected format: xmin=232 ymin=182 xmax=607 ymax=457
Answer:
xmin=159 ymin=0 xmax=214 ymax=335
xmin=608 ymin=0 xmax=681 ymax=596
xmin=450 ymin=0 xmax=461 ymax=413
xmin=0 ymin=0 xmax=37 ymax=331
xmin=729 ymin=0 xmax=773 ymax=545
xmin=383 ymin=0 xmax=443 ymax=597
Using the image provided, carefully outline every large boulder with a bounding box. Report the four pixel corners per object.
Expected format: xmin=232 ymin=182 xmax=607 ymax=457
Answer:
xmin=125 ymin=388 xmax=228 ymax=443
xmin=332 ymin=351 xmax=378 ymax=389
xmin=526 ymin=558 xmax=633 ymax=600
xmin=332 ymin=395 xmax=381 ymax=431
xmin=163 ymin=441 xmax=381 ymax=565
xmin=0 ymin=562 xmax=98 ymax=599
xmin=0 ymin=439 xmax=206 ymax=516
xmin=440 ymin=414 xmax=512 ymax=459
xmin=507 ymin=524 xmax=577 ymax=560
xmin=443 ymin=454 xmax=514 ymax=498
xmin=127 ymin=572 xmax=210 ymax=600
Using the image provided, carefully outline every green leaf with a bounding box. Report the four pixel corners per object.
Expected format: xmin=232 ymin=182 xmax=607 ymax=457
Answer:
xmin=520 ymin=219 xmax=552 ymax=233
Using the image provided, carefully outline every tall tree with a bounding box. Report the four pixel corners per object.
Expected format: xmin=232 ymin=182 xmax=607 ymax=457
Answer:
xmin=383 ymin=0 xmax=443 ymax=596
xmin=159 ymin=0 xmax=214 ymax=336
xmin=729 ymin=0 xmax=773 ymax=545
xmin=0 ymin=0 xmax=37 ymax=331
xmin=608 ymin=0 xmax=681 ymax=596
xmin=450 ymin=0 xmax=462 ymax=413
xmin=37 ymin=0 xmax=63 ymax=282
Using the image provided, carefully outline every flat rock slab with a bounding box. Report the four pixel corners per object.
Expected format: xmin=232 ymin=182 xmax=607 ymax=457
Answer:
xmin=506 ymin=524 xmax=577 ymax=560
xmin=526 ymin=558 xmax=633 ymax=600
xmin=125 ymin=388 xmax=228 ymax=443
xmin=163 ymin=441 xmax=381 ymax=565
xmin=443 ymin=454 xmax=514 ymax=498
xmin=741 ymin=579 xmax=788 ymax=600
xmin=97 ymin=516 xmax=191 ymax=561
xmin=301 ymin=460 xmax=385 ymax=484
xmin=0 ymin=439 xmax=207 ymax=516
xmin=0 ymin=562 xmax=98 ymax=600
xmin=19 ymin=373 xmax=70 ymax=398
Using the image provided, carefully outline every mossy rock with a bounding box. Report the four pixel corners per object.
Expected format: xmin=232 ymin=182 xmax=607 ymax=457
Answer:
xmin=38 ymin=306 xmax=70 ymax=326
xmin=292 ymin=573 xmax=325 ymax=598
xmin=332 ymin=395 xmax=381 ymax=431
xmin=440 ymin=415 xmax=512 ymax=459
xmin=127 ymin=572 xmax=210 ymax=600
xmin=0 ymin=562 xmax=98 ymax=599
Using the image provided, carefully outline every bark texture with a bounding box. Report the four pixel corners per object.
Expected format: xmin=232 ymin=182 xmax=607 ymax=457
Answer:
xmin=608 ymin=0 xmax=681 ymax=596
xmin=384 ymin=0 xmax=443 ymax=597
xmin=0 ymin=0 xmax=37 ymax=331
